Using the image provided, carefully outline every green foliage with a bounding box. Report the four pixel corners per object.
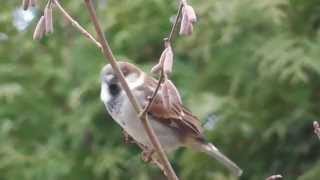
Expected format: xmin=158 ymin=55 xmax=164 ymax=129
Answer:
xmin=1 ymin=0 xmax=320 ymax=180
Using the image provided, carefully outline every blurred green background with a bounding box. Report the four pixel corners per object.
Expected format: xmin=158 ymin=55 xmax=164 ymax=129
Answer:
xmin=1 ymin=0 xmax=320 ymax=179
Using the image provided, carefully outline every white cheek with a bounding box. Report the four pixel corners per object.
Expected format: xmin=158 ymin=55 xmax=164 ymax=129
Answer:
xmin=106 ymin=74 xmax=113 ymax=81
xmin=127 ymin=73 xmax=144 ymax=89
xmin=100 ymin=83 xmax=110 ymax=102
xmin=126 ymin=73 xmax=138 ymax=83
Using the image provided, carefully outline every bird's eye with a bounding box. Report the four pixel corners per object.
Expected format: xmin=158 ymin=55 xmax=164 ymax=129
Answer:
xmin=108 ymin=83 xmax=120 ymax=96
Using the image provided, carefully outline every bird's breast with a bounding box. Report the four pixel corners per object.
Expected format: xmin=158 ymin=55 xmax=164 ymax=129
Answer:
xmin=105 ymin=95 xmax=181 ymax=152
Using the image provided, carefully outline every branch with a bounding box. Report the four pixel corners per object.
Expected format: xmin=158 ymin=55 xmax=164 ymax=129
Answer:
xmin=53 ymin=0 xmax=102 ymax=49
xmin=83 ymin=0 xmax=178 ymax=179
xmin=168 ymin=3 xmax=183 ymax=42
xmin=140 ymin=2 xmax=184 ymax=122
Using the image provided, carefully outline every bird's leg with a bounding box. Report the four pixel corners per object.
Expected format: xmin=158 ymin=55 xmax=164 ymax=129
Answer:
xmin=122 ymin=130 xmax=135 ymax=144
xmin=140 ymin=147 xmax=166 ymax=176
xmin=141 ymin=148 xmax=155 ymax=163
xmin=149 ymin=152 xmax=167 ymax=176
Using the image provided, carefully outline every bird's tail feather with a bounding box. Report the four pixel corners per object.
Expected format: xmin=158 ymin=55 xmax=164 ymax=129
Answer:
xmin=200 ymin=143 xmax=243 ymax=177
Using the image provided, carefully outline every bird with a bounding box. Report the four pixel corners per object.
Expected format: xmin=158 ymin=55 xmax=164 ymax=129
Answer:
xmin=100 ymin=61 xmax=243 ymax=176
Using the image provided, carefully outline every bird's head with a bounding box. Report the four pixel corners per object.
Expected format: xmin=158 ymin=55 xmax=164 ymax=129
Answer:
xmin=100 ymin=62 xmax=144 ymax=102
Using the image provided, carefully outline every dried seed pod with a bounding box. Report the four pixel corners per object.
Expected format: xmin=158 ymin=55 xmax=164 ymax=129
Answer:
xmin=163 ymin=46 xmax=173 ymax=75
xmin=180 ymin=14 xmax=193 ymax=35
xmin=152 ymin=44 xmax=174 ymax=76
xmin=33 ymin=16 xmax=45 ymax=40
xmin=184 ymin=5 xmax=197 ymax=23
xmin=44 ymin=6 xmax=54 ymax=34
xmin=179 ymin=13 xmax=188 ymax=35
xmin=179 ymin=4 xmax=197 ymax=36
xmin=161 ymin=80 xmax=171 ymax=109
xmin=22 ymin=0 xmax=30 ymax=10
xmin=151 ymin=47 xmax=167 ymax=75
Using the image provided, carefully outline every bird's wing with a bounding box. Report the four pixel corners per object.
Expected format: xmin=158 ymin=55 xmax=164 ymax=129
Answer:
xmin=141 ymin=75 xmax=204 ymax=140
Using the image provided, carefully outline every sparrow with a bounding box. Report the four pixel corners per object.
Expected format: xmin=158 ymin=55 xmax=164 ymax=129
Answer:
xmin=100 ymin=62 xmax=243 ymax=176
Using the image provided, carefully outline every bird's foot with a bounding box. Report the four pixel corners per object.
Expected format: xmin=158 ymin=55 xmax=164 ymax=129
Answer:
xmin=141 ymin=149 xmax=155 ymax=163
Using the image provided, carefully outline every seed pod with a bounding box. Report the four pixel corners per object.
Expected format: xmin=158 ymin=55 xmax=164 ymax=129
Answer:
xmin=22 ymin=0 xmax=30 ymax=10
xmin=33 ymin=16 xmax=45 ymax=40
xmin=151 ymin=47 xmax=167 ymax=75
xmin=184 ymin=5 xmax=197 ymax=23
xmin=179 ymin=4 xmax=197 ymax=36
xmin=179 ymin=15 xmax=193 ymax=35
xmin=44 ymin=6 xmax=54 ymax=34
xmin=179 ymin=12 xmax=188 ymax=35
xmin=163 ymin=46 xmax=173 ymax=75
xmin=161 ymin=80 xmax=171 ymax=109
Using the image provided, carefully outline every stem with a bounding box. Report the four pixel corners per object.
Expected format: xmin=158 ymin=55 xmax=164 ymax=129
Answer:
xmin=83 ymin=0 xmax=178 ymax=179
xmin=140 ymin=2 xmax=184 ymax=121
xmin=139 ymin=70 xmax=165 ymax=118
xmin=168 ymin=3 xmax=183 ymax=42
xmin=53 ymin=0 xmax=102 ymax=49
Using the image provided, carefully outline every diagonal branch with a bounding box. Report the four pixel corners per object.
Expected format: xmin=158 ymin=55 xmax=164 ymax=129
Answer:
xmin=83 ymin=0 xmax=179 ymax=179
xmin=53 ymin=0 xmax=102 ymax=49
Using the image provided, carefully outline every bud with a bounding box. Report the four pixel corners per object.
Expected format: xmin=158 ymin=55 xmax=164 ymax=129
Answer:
xmin=161 ymin=80 xmax=171 ymax=109
xmin=163 ymin=46 xmax=173 ymax=75
xmin=151 ymin=44 xmax=174 ymax=76
xmin=151 ymin=49 xmax=165 ymax=75
xmin=44 ymin=6 xmax=54 ymax=34
xmin=179 ymin=14 xmax=193 ymax=35
xmin=22 ymin=0 xmax=30 ymax=10
xmin=33 ymin=16 xmax=45 ymax=40
xmin=184 ymin=5 xmax=197 ymax=23
xmin=179 ymin=4 xmax=197 ymax=36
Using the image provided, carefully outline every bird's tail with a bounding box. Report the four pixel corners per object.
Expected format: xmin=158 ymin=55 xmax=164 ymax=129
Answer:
xmin=199 ymin=143 xmax=243 ymax=177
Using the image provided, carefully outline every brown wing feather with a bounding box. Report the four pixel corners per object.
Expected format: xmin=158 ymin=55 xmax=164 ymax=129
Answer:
xmin=142 ymin=75 xmax=204 ymax=140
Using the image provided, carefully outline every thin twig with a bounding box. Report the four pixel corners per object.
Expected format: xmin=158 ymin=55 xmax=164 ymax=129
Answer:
xmin=140 ymin=2 xmax=184 ymax=120
xmin=83 ymin=0 xmax=178 ymax=179
xmin=168 ymin=3 xmax=183 ymax=42
xmin=139 ymin=70 xmax=165 ymax=118
xmin=53 ymin=0 xmax=102 ymax=49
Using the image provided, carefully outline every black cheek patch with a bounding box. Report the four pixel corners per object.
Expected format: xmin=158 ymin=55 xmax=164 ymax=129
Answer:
xmin=109 ymin=84 xmax=120 ymax=96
